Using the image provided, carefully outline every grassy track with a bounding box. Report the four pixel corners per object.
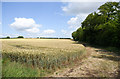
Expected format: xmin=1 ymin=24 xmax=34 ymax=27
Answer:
xmin=1 ymin=39 xmax=87 ymax=77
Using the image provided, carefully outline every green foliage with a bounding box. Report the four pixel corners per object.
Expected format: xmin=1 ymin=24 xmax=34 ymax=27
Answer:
xmin=72 ymin=2 xmax=120 ymax=48
xmin=72 ymin=31 xmax=78 ymax=41
xmin=6 ymin=36 xmax=10 ymax=39
xmin=2 ymin=58 xmax=39 ymax=77
xmin=18 ymin=36 xmax=24 ymax=38
xmin=76 ymin=27 xmax=84 ymax=41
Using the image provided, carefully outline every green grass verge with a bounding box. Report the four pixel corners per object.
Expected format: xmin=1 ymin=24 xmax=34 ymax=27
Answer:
xmin=2 ymin=58 xmax=41 ymax=77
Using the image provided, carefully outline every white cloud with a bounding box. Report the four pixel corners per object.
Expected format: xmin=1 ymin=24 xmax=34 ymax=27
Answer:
xmin=43 ymin=29 xmax=55 ymax=34
xmin=61 ymin=2 xmax=105 ymax=37
xmin=67 ymin=15 xmax=81 ymax=28
xmin=61 ymin=29 xmax=74 ymax=38
xmin=10 ymin=18 xmax=41 ymax=33
xmin=67 ymin=14 xmax=87 ymax=29
xmin=25 ymin=27 xmax=40 ymax=33
xmin=62 ymin=2 xmax=105 ymax=29
xmin=61 ymin=29 xmax=67 ymax=35
xmin=62 ymin=2 xmax=104 ymax=15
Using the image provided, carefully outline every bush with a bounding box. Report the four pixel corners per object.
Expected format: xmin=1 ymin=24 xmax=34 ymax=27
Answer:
xmin=6 ymin=36 xmax=10 ymax=39
xmin=18 ymin=36 xmax=24 ymax=38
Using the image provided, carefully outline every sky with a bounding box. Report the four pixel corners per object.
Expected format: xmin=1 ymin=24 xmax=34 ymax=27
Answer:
xmin=1 ymin=1 xmax=119 ymax=38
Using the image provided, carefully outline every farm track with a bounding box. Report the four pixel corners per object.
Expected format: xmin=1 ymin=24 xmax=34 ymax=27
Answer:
xmin=51 ymin=46 xmax=120 ymax=77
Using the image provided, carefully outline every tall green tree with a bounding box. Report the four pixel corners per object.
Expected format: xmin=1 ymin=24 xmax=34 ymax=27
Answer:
xmin=72 ymin=2 xmax=120 ymax=47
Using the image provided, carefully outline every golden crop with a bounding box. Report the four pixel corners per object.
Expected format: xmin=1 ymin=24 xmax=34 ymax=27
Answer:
xmin=1 ymin=39 xmax=86 ymax=70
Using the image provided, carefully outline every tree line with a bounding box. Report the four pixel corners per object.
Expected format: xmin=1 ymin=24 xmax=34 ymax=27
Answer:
xmin=72 ymin=2 xmax=120 ymax=48
xmin=1 ymin=36 xmax=24 ymax=39
xmin=1 ymin=36 xmax=71 ymax=39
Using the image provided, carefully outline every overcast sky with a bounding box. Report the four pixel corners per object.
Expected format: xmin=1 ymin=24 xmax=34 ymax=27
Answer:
xmin=1 ymin=1 xmax=119 ymax=38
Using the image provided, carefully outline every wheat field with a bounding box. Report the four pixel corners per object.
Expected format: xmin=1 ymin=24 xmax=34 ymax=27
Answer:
xmin=2 ymin=39 xmax=86 ymax=74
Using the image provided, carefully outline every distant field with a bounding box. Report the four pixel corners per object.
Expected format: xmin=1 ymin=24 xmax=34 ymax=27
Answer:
xmin=1 ymin=39 xmax=87 ymax=77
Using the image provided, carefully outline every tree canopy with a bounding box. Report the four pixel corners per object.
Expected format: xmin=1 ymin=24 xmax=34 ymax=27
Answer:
xmin=17 ymin=36 xmax=24 ymax=38
xmin=72 ymin=2 xmax=120 ymax=47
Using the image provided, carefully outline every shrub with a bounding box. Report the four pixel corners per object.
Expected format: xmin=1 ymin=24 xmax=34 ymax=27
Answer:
xmin=18 ymin=36 xmax=24 ymax=38
xmin=6 ymin=36 xmax=10 ymax=39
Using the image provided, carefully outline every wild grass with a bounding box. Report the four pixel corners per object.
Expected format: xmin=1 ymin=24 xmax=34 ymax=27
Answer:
xmin=2 ymin=57 xmax=40 ymax=77
xmin=1 ymin=39 xmax=86 ymax=77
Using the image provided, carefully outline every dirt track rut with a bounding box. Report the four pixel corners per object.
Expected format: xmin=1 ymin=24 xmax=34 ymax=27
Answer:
xmin=51 ymin=46 xmax=120 ymax=77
